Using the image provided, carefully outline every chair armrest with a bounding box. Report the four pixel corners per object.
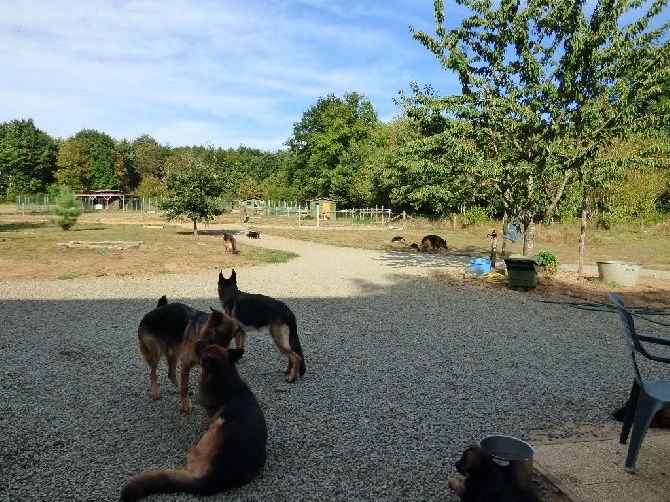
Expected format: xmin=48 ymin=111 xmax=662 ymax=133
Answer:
xmin=638 ymin=334 xmax=670 ymax=346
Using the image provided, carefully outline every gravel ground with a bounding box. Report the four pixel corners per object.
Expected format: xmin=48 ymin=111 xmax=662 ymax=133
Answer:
xmin=1 ymin=235 xmax=663 ymax=501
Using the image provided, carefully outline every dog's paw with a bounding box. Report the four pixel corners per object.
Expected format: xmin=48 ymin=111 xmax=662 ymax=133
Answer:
xmin=150 ymin=389 xmax=160 ymax=400
xmin=447 ymin=476 xmax=465 ymax=495
xmin=179 ymin=400 xmax=193 ymax=412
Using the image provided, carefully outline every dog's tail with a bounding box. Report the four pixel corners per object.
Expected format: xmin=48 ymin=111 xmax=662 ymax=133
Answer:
xmin=121 ymin=469 xmax=211 ymax=502
xmin=288 ymin=316 xmax=306 ymax=376
xmin=157 ymin=295 xmax=168 ymax=307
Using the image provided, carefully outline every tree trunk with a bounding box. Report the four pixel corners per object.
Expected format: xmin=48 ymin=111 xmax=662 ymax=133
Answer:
xmin=193 ymin=219 xmax=198 ymax=236
xmin=501 ymin=212 xmax=508 ymax=257
xmin=578 ymin=188 xmax=588 ymax=275
xmin=522 ymin=220 xmax=536 ymax=256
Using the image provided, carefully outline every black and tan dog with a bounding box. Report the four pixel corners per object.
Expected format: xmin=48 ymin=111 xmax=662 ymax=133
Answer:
xmin=137 ymin=296 xmax=242 ymax=411
xmin=418 ymin=234 xmax=448 ymax=252
xmin=218 ymin=269 xmax=306 ymax=382
xmin=121 ymin=342 xmax=267 ymax=501
xmin=448 ymin=445 xmax=540 ymax=502
xmin=222 ymin=232 xmax=238 ymax=254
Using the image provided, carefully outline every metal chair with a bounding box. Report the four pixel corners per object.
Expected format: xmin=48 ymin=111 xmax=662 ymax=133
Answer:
xmin=610 ymin=294 xmax=670 ymax=473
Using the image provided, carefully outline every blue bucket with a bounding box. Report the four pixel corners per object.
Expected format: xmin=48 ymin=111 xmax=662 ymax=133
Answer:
xmin=469 ymin=258 xmax=491 ymax=274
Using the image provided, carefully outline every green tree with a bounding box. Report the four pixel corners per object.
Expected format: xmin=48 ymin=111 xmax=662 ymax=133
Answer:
xmin=50 ymin=185 xmax=83 ymax=230
xmin=405 ymin=0 xmax=670 ymax=259
xmin=54 ymin=139 xmax=93 ymax=191
xmin=285 ymin=92 xmax=381 ymax=201
xmin=132 ymin=134 xmax=169 ymax=182
xmin=73 ymin=129 xmax=129 ymax=190
xmin=236 ymin=175 xmax=262 ymax=200
xmin=0 ymin=118 xmax=58 ymax=200
xmin=159 ymin=151 xmax=225 ymax=236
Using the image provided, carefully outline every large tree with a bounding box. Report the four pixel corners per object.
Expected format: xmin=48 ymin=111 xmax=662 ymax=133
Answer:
xmin=285 ymin=92 xmax=381 ymax=202
xmin=73 ymin=129 xmax=129 ymax=190
xmin=405 ymin=0 xmax=670 ymax=257
xmin=158 ymin=150 xmax=226 ymax=235
xmin=54 ymin=138 xmax=93 ymax=191
xmin=0 ymin=118 xmax=58 ymax=200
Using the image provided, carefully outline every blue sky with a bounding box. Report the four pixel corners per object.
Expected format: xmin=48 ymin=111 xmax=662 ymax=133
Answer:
xmin=1 ymin=0 xmax=465 ymax=151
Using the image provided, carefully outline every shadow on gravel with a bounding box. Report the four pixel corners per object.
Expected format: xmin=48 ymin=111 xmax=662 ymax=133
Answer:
xmin=376 ymin=249 xmax=475 ymax=269
xmin=1 ymin=283 xmax=644 ymax=501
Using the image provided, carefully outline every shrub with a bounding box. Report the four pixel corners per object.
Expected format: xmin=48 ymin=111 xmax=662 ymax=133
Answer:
xmin=463 ymin=206 xmax=491 ymax=227
xmin=537 ymin=250 xmax=559 ymax=275
xmin=51 ymin=186 xmax=83 ymax=230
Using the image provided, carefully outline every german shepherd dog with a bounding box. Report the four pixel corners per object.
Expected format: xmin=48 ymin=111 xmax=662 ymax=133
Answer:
xmin=217 ymin=269 xmax=306 ymax=382
xmin=613 ymin=399 xmax=670 ymax=428
xmin=137 ymin=296 xmax=242 ymax=411
xmin=448 ymin=445 xmax=539 ymax=502
xmin=121 ymin=342 xmax=267 ymax=501
xmin=223 ymin=232 xmax=238 ymax=254
xmin=418 ymin=234 xmax=448 ymax=252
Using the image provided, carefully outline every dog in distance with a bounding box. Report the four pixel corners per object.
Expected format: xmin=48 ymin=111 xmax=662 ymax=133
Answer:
xmin=222 ymin=232 xmax=238 ymax=254
xmin=417 ymin=234 xmax=448 ymax=252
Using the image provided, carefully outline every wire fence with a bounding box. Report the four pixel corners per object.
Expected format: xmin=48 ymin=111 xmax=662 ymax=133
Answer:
xmin=13 ymin=196 xmax=406 ymax=227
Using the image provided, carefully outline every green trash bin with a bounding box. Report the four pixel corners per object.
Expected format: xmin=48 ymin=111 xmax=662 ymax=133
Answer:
xmin=504 ymin=256 xmax=539 ymax=289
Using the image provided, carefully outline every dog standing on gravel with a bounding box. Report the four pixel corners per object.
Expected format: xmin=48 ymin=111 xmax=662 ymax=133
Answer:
xmin=448 ymin=445 xmax=540 ymax=502
xmin=222 ymin=232 xmax=238 ymax=254
xmin=217 ymin=269 xmax=306 ymax=382
xmin=137 ymin=296 xmax=242 ymax=411
xmin=121 ymin=341 xmax=267 ymax=501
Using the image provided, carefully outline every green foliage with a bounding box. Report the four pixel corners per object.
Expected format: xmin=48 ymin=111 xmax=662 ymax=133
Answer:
xmin=50 ymin=186 xmax=83 ymax=230
xmin=237 ymin=175 xmax=262 ymax=200
xmin=135 ymin=175 xmax=167 ymax=198
xmin=131 ymin=134 xmax=169 ymax=181
xmin=73 ymin=129 xmax=128 ymax=190
xmin=55 ymin=139 xmax=92 ymax=191
xmin=0 ymin=118 xmax=58 ymax=200
xmin=537 ymin=251 xmax=559 ymax=276
xmin=405 ymin=0 xmax=670 ymax=254
xmin=285 ymin=92 xmax=382 ymax=202
xmin=158 ymin=151 xmax=226 ymax=235
xmin=463 ymin=206 xmax=490 ymax=227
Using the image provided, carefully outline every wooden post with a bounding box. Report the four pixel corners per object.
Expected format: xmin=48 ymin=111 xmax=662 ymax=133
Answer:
xmin=488 ymin=230 xmax=498 ymax=268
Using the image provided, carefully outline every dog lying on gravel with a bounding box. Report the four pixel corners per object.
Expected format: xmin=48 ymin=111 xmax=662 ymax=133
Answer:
xmin=448 ymin=445 xmax=540 ymax=502
xmin=121 ymin=342 xmax=267 ymax=501
xmin=218 ymin=269 xmax=306 ymax=382
xmin=137 ymin=296 xmax=242 ymax=411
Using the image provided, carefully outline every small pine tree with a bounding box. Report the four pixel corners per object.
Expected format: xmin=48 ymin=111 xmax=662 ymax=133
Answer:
xmin=51 ymin=186 xmax=83 ymax=230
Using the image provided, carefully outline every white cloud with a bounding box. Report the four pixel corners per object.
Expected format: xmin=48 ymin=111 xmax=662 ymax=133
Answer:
xmin=0 ymin=0 xmax=458 ymax=150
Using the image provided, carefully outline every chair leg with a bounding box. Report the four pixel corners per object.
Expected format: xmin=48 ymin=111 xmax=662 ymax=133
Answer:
xmin=620 ymin=382 xmax=640 ymax=444
xmin=625 ymin=392 xmax=662 ymax=474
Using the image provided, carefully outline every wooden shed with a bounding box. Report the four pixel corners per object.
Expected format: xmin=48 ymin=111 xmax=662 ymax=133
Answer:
xmin=309 ymin=198 xmax=337 ymax=220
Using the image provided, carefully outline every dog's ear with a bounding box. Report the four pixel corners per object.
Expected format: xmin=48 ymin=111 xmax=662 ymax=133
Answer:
xmin=218 ymin=271 xmax=224 ymax=282
xmin=230 ymin=269 xmax=236 ymax=282
xmin=209 ymin=306 xmax=223 ymax=316
xmin=228 ymin=348 xmax=244 ymax=364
